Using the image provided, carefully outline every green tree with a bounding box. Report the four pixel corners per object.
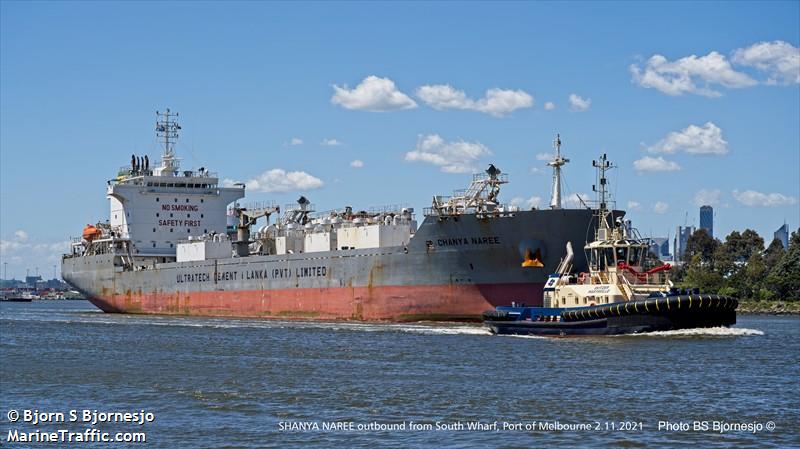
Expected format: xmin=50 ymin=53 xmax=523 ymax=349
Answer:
xmin=765 ymin=229 xmax=800 ymax=300
xmin=684 ymin=229 xmax=719 ymax=265
xmin=763 ymin=238 xmax=786 ymax=273
xmin=740 ymin=251 xmax=766 ymax=299
xmin=715 ymin=229 xmax=765 ymax=278
xmin=685 ymin=254 xmax=724 ymax=293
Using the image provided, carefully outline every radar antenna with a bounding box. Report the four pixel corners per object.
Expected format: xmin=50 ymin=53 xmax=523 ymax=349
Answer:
xmin=155 ymin=108 xmax=181 ymax=174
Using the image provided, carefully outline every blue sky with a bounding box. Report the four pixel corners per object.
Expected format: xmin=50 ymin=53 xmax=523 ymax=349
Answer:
xmin=1 ymin=1 xmax=798 ymax=279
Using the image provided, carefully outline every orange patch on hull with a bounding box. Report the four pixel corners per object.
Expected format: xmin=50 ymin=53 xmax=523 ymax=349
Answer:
xmin=88 ymin=283 xmax=543 ymax=321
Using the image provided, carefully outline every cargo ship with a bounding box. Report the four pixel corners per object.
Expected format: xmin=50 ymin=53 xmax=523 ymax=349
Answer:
xmin=62 ymin=109 xmax=612 ymax=321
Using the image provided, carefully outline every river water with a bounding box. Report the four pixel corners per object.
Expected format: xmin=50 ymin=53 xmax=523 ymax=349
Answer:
xmin=1 ymin=301 xmax=798 ymax=448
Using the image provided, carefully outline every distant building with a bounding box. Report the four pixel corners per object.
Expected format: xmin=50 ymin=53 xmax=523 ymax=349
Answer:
xmin=25 ymin=275 xmax=42 ymax=288
xmin=700 ymin=205 xmax=713 ymax=238
xmin=775 ymin=223 xmax=789 ymax=249
xmin=674 ymin=226 xmax=696 ymax=262
xmin=649 ymin=238 xmax=670 ymax=259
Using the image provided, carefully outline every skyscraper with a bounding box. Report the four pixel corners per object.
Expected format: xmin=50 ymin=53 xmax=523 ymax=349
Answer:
xmin=700 ymin=205 xmax=713 ymax=238
xmin=674 ymin=226 xmax=696 ymax=262
xmin=775 ymin=223 xmax=789 ymax=249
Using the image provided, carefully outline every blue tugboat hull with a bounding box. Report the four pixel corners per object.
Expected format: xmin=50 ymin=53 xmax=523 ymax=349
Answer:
xmin=484 ymin=295 xmax=738 ymax=336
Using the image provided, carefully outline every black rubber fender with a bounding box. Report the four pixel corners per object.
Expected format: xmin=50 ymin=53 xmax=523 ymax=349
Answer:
xmin=561 ymin=295 xmax=738 ymax=322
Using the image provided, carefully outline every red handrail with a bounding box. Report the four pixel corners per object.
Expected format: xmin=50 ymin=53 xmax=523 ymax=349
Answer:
xmin=617 ymin=262 xmax=671 ymax=280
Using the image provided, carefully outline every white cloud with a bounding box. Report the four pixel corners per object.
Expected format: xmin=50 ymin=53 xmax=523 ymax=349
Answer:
xmin=633 ymin=156 xmax=682 ymax=172
xmin=732 ymin=40 xmax=800 ymax=85
xmin=404 ymin=134 xmax=492 ymax=173
xmin=1 ymin=239 xmax=26 ymax=253
xmin=627 ymin=201 xmax=642 ymax=211
xmin=321 ymin=138 xmax=342 ymax=146
xmin=231 ymin=169 xmax=324 ymax=193
xmin=289 ymin=137 xmax=303 ymax=146
xmin=530 ymin=166 xmax=545 ymax=175
xmin=565 ymin=193 xmax=590 ymax=208
xmin=653 ymin=201 xmax=669 ymax=214
xmin=568 ymin=94 xmax=591 ymax=111
xmin=646 ymin=122 xmax=728 ymax=155
xmin=535 ymin=152 xmax=553 ymax=161
xmin=630 ymin=51 xmax=756 ymax=96
xmin=416 ymin=84 xmax=533 ymax=117
xmin=33 ymin=241 xmax=70 ymax=253
xmin=0 ymin=235 xmax=71 ymax=278
xmin=732 ymin=190 xmax=798 ymax=207
xmin=350 ymin=159 xmax=364 ymax=168
xmin=544 ymin=101 xmax=556 ymax=110
xmin=693 ymin=188 xmax=722 ymax=207
xmin=510 ymin=196 xmax=542 ymax=210
xmin=331 ymin=76 xmax=417 ymax=111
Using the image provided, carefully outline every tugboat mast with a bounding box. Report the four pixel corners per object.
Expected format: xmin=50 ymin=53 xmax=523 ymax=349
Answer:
xmin=592 ymin=153 xmax=615 ymax=239
xmin=548 ymin=134 xmax=570 ymax=209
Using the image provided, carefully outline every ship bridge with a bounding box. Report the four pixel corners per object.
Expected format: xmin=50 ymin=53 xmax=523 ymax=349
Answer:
xmin=107 ymin=109 xmax=244 ymax=256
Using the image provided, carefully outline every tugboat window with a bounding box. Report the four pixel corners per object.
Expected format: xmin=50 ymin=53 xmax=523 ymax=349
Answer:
xmin=616 ymin=247 xmax=628 ymax=264
xmin=605 ymin=248 xmax=615 ymax=267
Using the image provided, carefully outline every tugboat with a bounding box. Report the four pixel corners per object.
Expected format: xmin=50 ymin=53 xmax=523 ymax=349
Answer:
xmin=483 ymin=154 xmax=738 ymax=336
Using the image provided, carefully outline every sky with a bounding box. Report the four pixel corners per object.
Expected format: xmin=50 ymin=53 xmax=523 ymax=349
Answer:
xmin=1 ymin=1 xmax=799 ymax=280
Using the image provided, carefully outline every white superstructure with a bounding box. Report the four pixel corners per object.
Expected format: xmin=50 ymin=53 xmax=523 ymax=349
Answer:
xmin=543 ymin=154 xmax=673 ymax=308
xmin=69 ymin=108 xmax=422 ymax=265
xmin=106 ymin=109 xmax=244 ymax=256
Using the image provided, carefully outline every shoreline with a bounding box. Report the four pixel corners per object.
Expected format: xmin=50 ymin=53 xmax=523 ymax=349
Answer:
xmin=737 ymin=299 xmax=800 ymax=316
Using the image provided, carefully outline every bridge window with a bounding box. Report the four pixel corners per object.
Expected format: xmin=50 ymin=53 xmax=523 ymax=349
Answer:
xmin=170 ymin=228 xmax=173 ymax=233
xmin=186 ymin=198 xmax=189 ymax=203
xmin=152 ymin=228 xmax=156 ymax=232
xmin=187 ymin=214 xmax=190 ymax=218
xmin=156 ymin=213 xmax=159 ymax=217
xmin=156 ymin=197 xmax=159 ymax=202
xmin=174 ymin=198 xmax=178 ymax=202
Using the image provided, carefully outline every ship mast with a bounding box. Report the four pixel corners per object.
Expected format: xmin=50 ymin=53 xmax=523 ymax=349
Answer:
xmin=592 ymin=153 xmax=615 ymax=240
xmin=155 ymin=108 xmax=181 ymax=175
xmin=548 ymin=134 xmax=569 ymax=209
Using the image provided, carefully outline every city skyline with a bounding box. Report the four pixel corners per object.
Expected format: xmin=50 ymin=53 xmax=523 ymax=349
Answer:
xmin=1 ymin=2 xmax=799 ymax=279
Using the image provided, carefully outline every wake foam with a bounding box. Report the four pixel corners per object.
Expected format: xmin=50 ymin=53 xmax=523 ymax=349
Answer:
xmin=1 ymin=313 xmax=493 ymax=336
xmin=624 ymin=327 xmax=764 ymax=337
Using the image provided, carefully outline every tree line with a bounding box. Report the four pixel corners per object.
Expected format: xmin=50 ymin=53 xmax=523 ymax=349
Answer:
xmin=671 ymin=227 xmax=799 ymax=301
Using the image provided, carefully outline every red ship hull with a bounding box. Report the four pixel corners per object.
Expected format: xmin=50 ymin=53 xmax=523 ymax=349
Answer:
xmin=89 ymin=283 xmax=544 ymax=321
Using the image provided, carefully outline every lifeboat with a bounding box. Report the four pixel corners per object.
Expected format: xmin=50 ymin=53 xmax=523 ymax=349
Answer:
xmin=82 ymin=224 xmax=103 ymax=242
